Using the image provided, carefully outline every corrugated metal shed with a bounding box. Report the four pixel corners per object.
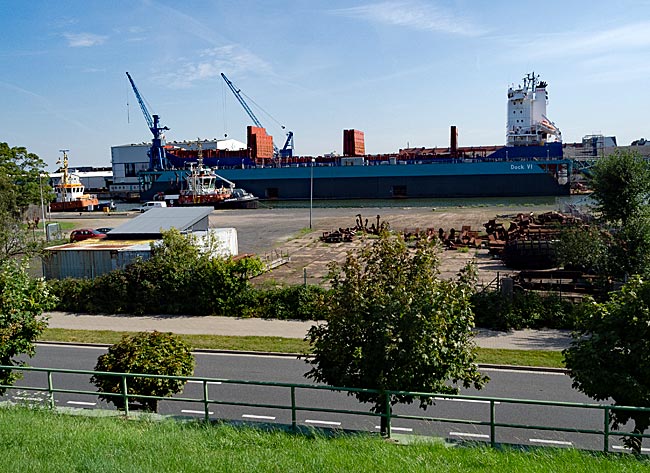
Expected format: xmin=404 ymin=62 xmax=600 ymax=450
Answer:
xmin=42 ymin=240 xmax=153 ymax=280
xmin=107 ymin=207 xmax=212 ymax=239
xmin=43 ymin=228 xmax=239 ymax=280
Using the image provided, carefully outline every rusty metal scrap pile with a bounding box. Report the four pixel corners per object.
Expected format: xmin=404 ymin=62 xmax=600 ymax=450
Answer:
xmin=320 ymin=214 xmax=388 ymax=243
xmin=320 ymin=212 xmax=580 ymax=256
xmin=484 ymin=211 xmax=580 ymax=256
xmin=403 ymin=226 xmax=482 ymax=249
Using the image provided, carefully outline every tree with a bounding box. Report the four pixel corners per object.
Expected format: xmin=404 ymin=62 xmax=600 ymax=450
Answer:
xmin=609 ymin=209 xmax=650 ymax=279
xmin=305 ymin=232 xmax=487 ymax=434
xmin=0 ymin=143 xmax=52 ymax=216
xmin=91 ymin=331 xmax=195 ymax=412
xmin=564 ymin=276 xmax=650 ymax=453
xmin=556 ymin=225 xmax=611 ymax=275
xmin=590 ymin=150 xmax=650 ymax=226
xmin=0 ymin=259 xmax=57 ymax=395
xmin=0 ymin=143 xmax=53 ymax=262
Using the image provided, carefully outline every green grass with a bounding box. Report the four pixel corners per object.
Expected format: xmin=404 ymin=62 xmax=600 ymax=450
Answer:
xmin=42 ymin=328 xmax=311 ymax=353
xmin=1 ymin=407 xmax=646 ymax=472
xmin=40 ymin=328 xmax=565 ymax=368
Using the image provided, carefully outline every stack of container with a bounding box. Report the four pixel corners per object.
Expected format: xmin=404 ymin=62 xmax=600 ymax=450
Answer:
xmin=247 ymin=126 xmax=274 ymax=160
xmin=343 ymin=129 xmax=365 ymax=156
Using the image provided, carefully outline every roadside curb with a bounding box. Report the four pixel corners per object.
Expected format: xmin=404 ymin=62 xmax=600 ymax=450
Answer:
xmin=36 ymin=341 xmax=568 ymax=373
xmin=478 ymin=363 xmax=568 ymax=374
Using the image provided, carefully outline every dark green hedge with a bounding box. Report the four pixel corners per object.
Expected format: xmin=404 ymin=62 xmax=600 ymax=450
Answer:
xmin=471 ymin=290 xmax=581 ymax=331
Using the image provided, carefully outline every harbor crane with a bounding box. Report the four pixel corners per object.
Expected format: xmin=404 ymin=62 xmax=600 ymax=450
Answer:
xmin=220 ymin=72 xmax=293 ymax=159
xmin=126 ymin=72 xmax=169 ymax=171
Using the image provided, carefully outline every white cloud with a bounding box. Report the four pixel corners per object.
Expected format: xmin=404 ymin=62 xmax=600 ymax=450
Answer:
xmin=503 ymin=21 xmax=650 ymax=84
xmin=63 ymin=32 xmax=107 ymax=47
xmin=331 ymin=1 xmax=487 ymax=37
xmin=159 ymin=45 xmax=273 ymax=89
xmin=512 ymin=22 xmax=650 ymax=59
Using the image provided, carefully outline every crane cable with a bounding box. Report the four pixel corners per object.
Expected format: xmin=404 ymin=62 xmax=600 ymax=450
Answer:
xmin=240 ymin=90 xmax=286 ymax=131
xmin=221 ymin=79 xmax=228 ymax=138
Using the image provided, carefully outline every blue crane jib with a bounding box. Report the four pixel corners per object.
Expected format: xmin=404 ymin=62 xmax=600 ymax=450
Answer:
xmin=220 ymin=72 xmax=293 ymax=159
xmin=126 ymin=72 xmax=170 ymax=171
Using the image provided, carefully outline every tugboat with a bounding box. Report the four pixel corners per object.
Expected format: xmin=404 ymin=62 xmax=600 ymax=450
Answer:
xmin=50 ymin=150 xmax=99 ymax=212
xmin=159 ymin=150 xmax=258 ymax=209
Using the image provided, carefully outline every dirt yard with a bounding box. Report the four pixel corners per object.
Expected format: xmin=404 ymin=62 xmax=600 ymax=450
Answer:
xmin=53 ymin=202 xmax=561 ymax=287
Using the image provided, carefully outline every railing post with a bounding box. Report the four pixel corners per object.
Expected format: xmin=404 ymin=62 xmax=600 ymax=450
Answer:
xmin=291 ymin=386 xmax=297 ymax=431
xmin=490 ymin=400 xmax=496 ymax=448
xmin=47 ymin=370 xmax=54 ymax=409
xmin=385 ymin=392 xmax=392 ymax=439
xmin=203 ymin=380 xmax=210 ymax=423
xmin=604 ymin=407 xmax=610 ymax=453
xmin=121 ymin=375 xmax=129 ymax=417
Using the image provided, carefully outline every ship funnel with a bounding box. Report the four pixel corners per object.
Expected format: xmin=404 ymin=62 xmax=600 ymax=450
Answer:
xmin=450 ymin=126 xmax=458 ymax=157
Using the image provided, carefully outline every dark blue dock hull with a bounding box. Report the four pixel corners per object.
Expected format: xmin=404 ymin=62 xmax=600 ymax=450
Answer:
xmin=140 ymin=157 xmax=571 ymax=202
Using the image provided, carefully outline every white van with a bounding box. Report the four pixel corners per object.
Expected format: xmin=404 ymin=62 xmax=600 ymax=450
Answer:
xmin=138 ymin=201 xmax=167 ymax=212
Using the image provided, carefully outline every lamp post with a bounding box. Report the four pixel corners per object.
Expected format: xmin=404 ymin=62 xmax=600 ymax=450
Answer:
xmin=38 ymin=172 xmax=46 ymax=236
xmin=309 ymin=158 xmax=315 ymax=229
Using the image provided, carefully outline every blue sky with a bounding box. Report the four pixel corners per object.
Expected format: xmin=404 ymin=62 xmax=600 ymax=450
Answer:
xmin=2 ymin=0 xmax=649 ymax=169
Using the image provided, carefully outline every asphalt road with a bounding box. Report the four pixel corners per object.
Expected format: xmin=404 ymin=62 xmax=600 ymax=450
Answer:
xmin=6 ymin=344 xmax=640 ymax=453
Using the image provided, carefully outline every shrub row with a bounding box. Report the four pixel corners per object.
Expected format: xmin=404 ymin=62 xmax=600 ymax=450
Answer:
xmin=50 ymin=267 xmax=579 ymax=330
xmin=471 ymin=290 xmax=580 ymax=331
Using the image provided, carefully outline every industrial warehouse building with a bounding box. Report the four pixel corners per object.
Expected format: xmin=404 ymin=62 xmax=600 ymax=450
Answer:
xmin=42 ymin=207 xmax=238 ymax=280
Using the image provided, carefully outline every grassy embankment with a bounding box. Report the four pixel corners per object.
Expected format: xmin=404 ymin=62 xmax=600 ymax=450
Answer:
xmin=1 ymin=407 xmax=646 ymax=472
xmin=41 ymin=328 xmax=565 ymax=368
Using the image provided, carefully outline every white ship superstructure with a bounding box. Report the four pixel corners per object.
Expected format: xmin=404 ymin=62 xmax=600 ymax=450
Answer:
xmin=507 ymin=72 xmax=561 ymax=147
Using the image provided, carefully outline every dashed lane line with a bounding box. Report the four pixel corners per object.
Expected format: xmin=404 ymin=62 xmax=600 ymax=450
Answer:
xmin=529 ymin=438 xmax=572 ymax=446
xmin=612 ymin=446 xmax=650 ymax=453
xmin=304 ymin=419 xmax=341 ymax=426
xmin=449 ymin=432 xmax=490 ymax=439
xmin=374 ymin=426 xmax=413 ymax=432
xmin=242 ymin=414 xmax=276 ymax=420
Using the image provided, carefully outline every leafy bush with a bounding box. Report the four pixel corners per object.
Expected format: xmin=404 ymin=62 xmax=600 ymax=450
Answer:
xmin=564 ymin=276 xmax=650 ymax=453
xmin=471 ymin=290 xmax=579 ymax=331
xmin=0 ymin=259 xmax=57 ymax=395
xmin=46 ymin=278 xmax=93 ymax=312
xmin=252 ymin=285 xmax=329 ymax=320
xmin=91 ymin=331 xmax=195 ymax=412
xmin=48 ymin=229 xmax=263 ymax=316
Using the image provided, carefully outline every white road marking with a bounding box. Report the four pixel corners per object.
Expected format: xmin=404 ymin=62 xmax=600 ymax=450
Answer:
xmin=434 ymin=396 xmax=499 ymax=405
xmin=242 ymin=414 xmax=276 ymax=420
xmin=612 ymin=446 xmax=650 ymax=453
xmin=186 ymin=380 xmax=222 ymax=385
xmin=449 ymin=432 xmax=490 ymax=439
xmin=181 ymin=409 xmax=214 ymax=415
xmin=12 ymin=396 xmax=42 ymax=402
xmin=529 ymin=438 xmax=572 ymax=446
xmin=67 ymin=401 xmax=96 ymax=406
xmin=305 ymin=419 xmax=341 ymax=426
xmin=374 ymin=426 xmax=413 ymax=432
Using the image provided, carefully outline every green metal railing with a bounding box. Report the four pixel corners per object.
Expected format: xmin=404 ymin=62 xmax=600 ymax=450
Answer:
xmin=2 ymin=364 xmax=650 ymax=453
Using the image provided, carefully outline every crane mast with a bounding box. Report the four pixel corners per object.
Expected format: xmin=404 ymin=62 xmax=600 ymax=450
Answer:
xmin=220 ymin=72 xmax=293 ymax=159
xmin=126 ymin=72 xmax=170 ymax=170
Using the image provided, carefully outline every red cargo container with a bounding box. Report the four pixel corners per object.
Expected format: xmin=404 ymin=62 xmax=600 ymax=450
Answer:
xmin=343 ymin=129 xmax=365 ymax=156
xmin=247 ymin=126 xmax=274 ymax=160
